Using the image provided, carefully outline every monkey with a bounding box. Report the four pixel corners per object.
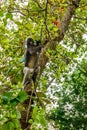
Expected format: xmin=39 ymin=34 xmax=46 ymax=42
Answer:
xmin=25 ymin=38 xmax=41 ymax=67
xmin=23 ymin=38 xmax=42 ymax=87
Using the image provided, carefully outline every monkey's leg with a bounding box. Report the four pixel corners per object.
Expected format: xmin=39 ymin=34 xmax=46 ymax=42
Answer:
xmin=23 ymin=67 xmax=34 ymax=88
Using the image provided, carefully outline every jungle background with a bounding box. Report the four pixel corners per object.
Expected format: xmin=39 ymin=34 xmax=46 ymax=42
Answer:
xmin=0 ymin=0 xmax=87 ymax=130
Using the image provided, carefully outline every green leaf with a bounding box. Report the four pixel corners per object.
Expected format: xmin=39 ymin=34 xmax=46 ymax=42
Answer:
xmin=53 ymin=27 xmax=58 ymax=32
xmin=33 ymin=106 xmax=38 ymax=117
xmin=0 ymin=12 xmax=4 ymax=17
xmin=10 ymin=98 xmax=20 ymax=106
xmin=2 ymin=92 xmax=13 ymax=105
xmin=6 ymin=13 xmax=13 ymax=20
xmin=2 ymin=124 xmax=7 ymax=130
xmin=10 ymin=91 xmax=28 ymax=106
xmin=6 ymin=122 xmax=14 ymax=130
xmin=3 ymin=18 xmax=7 ymax=26
xmin=29 ymin=119 xmax=33 ymax=124
xmin=13 ymin=119 xmax=19 ymax=128
xmin=16 ymin=91 xmax=28 ymax=102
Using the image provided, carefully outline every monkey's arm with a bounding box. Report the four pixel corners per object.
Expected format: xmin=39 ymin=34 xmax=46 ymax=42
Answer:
xmin=25 ymin=51 xmax=30 ymax=66
xmin=28 ymin=45 xmax=42 ymax=55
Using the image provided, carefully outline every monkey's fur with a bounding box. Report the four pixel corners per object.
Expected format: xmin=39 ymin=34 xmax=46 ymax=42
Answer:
xmin=23 ymin=38 xmax=42 ymax=87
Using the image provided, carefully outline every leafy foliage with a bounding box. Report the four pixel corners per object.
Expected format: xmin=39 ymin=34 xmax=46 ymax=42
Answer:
xmin=0 ymin=0 xmax=87 ymax=129
xmin=50 ymin=59 xmax=87 ymax=130
xmin=0 ymin=90 xmax=27 ymax=130
xmin=29 ymin=106 xmax=48 ymax=130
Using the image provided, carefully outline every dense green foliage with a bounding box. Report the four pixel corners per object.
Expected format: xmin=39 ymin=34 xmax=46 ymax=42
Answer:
xmin=50 ymin=59 xmax=87 ymax=130
xmin=0 ymin=0 xmax=87 ymax=129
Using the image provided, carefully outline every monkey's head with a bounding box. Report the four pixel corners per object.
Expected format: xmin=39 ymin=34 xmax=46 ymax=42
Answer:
xmin=27 ymin=38 xmax=34 ymax=47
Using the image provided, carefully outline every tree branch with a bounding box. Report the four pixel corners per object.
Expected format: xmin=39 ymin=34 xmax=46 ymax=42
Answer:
xmin=44 ymin=0 xmax=51 ymax=39
xmin=38 ymin=0 xmax=81 ymax=75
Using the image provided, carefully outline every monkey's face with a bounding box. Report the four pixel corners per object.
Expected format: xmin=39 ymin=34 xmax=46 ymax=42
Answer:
xmin=27 ymin=38 xmax=34 ymax=47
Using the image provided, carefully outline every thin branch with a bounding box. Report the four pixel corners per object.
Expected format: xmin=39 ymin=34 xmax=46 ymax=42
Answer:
xmin=10 ymin=10 xmax=26 ymax=16
xmin=46 ymin=78 xmax=55 ymax=88
xmin=44 ymin=0 xmax=51 ymax=41
xmin=26 ymin=91 xmax=33 ymax=123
